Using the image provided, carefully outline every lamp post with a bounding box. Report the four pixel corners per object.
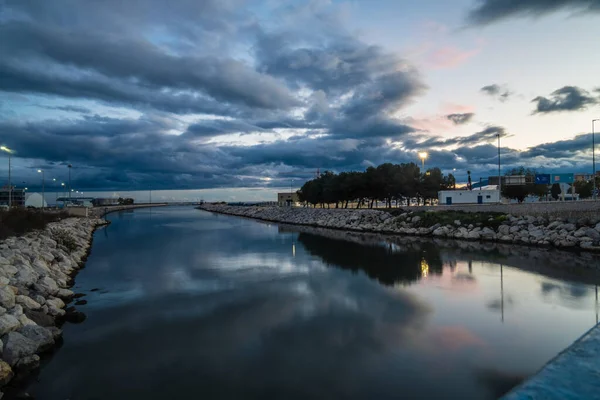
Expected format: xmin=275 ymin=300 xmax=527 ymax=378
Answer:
xmin=497 ymin=133 xmax=502 ymax=202
xmin=1 ymin=146 xmax=13 ymax=208
xmin=453 ymin=168 xmax=457 ymax=190
xmin=68 ymin=164 xmax=72 ymax=199
xmin=37 ymin=169 xmax=45 ymax=210
xmin=418 ymin=152 xmax=428 ymax=171
xmin=290 ymin=179 xmax=294 ymax=207
xmin=593 ymin=119 xmax=599 ymax=200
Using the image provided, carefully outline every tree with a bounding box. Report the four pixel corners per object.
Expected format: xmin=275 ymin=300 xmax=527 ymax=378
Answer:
xmin=501 ymin=166 xmax=548 ymax=202
xmin=573 ymin=180 xmax=593 ymax=199
xmin=551 ymin=183 xmax=561 ymax=200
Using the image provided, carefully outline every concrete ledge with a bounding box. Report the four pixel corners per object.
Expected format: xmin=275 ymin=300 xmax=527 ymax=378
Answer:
xmin=501 ymin=323 xmax=600 ymax=400
xmin=66 ymin=203 xmax=168 ymax=217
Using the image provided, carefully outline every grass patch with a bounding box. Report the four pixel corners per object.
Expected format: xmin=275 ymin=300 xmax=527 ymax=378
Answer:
xmin=0 ymin=208 xmax=70 ymax=240
xmin=406 ymin=210 xmax=507 ymax=229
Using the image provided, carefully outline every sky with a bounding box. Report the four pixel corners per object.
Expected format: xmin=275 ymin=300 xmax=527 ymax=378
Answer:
xmin=1 ymin=0 xmax=600 ymax=202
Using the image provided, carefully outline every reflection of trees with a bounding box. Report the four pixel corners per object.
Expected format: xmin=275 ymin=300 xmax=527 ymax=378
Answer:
xmin=297 ymin=232 xmax=443 ymax=285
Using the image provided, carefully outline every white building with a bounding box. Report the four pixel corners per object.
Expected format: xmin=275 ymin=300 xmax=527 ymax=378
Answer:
xmin=24 ymin=193 xmax=48 ymax=208
xmin=438 ymin=189 xmax=501 ymax=205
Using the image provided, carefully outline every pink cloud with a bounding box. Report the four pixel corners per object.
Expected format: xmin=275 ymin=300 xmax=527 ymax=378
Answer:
xmin=427 ymin=46 xmax=481 ymax=69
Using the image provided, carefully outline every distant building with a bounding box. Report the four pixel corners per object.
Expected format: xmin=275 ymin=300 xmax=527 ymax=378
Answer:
xmin=0 ymin=187 xmax=26 ymax=207
xmin=438 ymin=189 xmax=501 ymax=205
xmin=277 ymin=192 xmax=299 ymax=207
xmin=25 ymin=193 xmax=48 ymax=208
xmin=92 ymin=198 xmax=120 ymax=207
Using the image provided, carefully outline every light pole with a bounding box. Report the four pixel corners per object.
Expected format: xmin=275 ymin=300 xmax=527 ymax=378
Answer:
xmin=453 ymin=168 xmax=457 ymax=189
xmin=61 ymin=183 xmax=66 ymax=206
xmin=37 ymin=169 xmax=45 ymax=210
xmin=497 ymin=133 xmax=502 ymax=202
xmin=68 ymin=164 xmax=72 ymax=199
xmin=593 ymin=119 xmax=599 ymax=200
xmin=290 ymin=179 xmax=293 ymax=207
xmin=418 ymin=152 xmax=428 ymax=171
xmin=1 ymin=146 xmax=13 ymax=208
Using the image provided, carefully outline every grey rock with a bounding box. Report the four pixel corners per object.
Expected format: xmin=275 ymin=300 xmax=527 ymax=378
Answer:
xmin=15 ymin=296 xmax=41 ymax=311
xmin=574 ymin=228 xmax=588 ymax=238
xmin=585 ymin=228 xmax=600 ymax=240
xmin=9 ymin=305 xmax=23 ymax=317
xmin=563 ymin=223 xmax=576 ymax=232
xmin=15 ymin=354 xmax=40 ymax=373
xmin=33 ymin=277 xmax=59 ymax=296
xmin=498 ymin=225 xmax=510 ymax=235
xmin=23 ymin=310 xmax=54 ymax=327
xmin=0 ymin=314 xmax=21 ymax=336
xmin=0 ymin=286 xmax=15 ymax=309
xmin=19 ymin=325 xmax=55 ymax=352
xmin=509 ymin=225 xmax=520 ymax=234
xmin=1 ymin=331 xmax=37 ymax=366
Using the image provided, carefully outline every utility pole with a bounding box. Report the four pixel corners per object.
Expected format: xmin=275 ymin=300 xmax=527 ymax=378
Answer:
xmin=593 ymin=120 xmax=599 ymax=200
xmin=7 ymin=152 xmax=10 ymax=208
xmin=497 ymin=133 xmax=502 ymax=202
xmin=68 ymin=164 xmax=72 ymax=199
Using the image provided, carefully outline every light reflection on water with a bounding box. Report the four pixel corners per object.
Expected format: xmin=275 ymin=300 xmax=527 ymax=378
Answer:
xmin=18 ymin=207 xmax=600 ymax=400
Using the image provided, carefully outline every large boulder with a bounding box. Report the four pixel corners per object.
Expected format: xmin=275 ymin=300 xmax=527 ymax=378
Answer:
xmin=0 ymin=315 xmax=21 ymax=336
xmin=33 ymin=277 xmax=59 ymax=297
xmin=23 ymin=310 xmax=54 ymax=327
xmin=15 ymin=296 xmax=41 ymax=311
xmin=1 ymin=332 xmax=37 ymax=366
xmin=0 ymin=286 xmax=15 ymax=309
xmin=0 ymin=360 xmax=13 ymax=386
xmin=19 ymin=325 xmax=55 ymax=353
xmin=46 ymin=298 xmax=65 ymax=317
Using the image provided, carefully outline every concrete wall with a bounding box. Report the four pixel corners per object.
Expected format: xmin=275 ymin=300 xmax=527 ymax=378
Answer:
xmin=411 ymin=200 xmax=600 ymax=219
xmin=66 ymin=203 xmax=168 ymax=217
xmin=438 ymin=190 xmax=500 ymax=205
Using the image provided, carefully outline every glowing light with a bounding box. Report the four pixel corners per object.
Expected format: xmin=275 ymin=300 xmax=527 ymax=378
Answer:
xmin=418 ymin=152 xmax=428 ymax=160
xmin=0 ymin=146 xmax=12 ymax=153
xmin=37 ymin=169 xmax=42 ymax=173
xmin=292 ymin=243 xmax=296 ymax=257
xmin=421 ymin=259 xmax=430 ymax=279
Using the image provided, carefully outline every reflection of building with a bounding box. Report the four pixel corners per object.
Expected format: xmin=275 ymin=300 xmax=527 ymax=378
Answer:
xmin=0 ymin=187 xmax=26 ymax=206
xmin=277 ymin=192 xmax=299 ymax=207
xmin=438 ymin=189 xmax=501 ymax=205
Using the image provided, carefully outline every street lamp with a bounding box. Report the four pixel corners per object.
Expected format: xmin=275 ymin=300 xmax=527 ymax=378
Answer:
xmin=37 ymin=169 xmax=45 ymax=210
xmin=418 ymin=152 xmax=428 ymax=171
xmin=593 ymin=119 xmax=599 ymax=200
xmin=290 ymin=179 xmax=294 ymax=207
xmin=497 ymin=133 xmax=502 ymax=201
xmin=1 ymin=146 xmax=13 ymax=208
xmin=68 ymin=164 xmax=72 ymax=199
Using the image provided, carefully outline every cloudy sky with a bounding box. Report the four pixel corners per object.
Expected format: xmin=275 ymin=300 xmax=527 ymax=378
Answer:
xmin=1 ymin=0 xmax=600 ymax=201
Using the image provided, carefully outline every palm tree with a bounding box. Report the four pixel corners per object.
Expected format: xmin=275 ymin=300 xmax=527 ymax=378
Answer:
xmin=467 ymin=170 xmax=472 ymax=191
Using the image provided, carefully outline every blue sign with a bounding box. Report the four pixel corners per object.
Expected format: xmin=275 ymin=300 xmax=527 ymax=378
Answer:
xmin=535 ymin=174 xmax=550 ymax=184
xmin=552 ymin=173 xmax=574 ymax=184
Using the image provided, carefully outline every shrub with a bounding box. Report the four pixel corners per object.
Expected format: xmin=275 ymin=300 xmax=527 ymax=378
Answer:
xmin=410 ymin=210 xmax=507 ymax=230
xmin=0 ymin=208 xmax=70 ymax=240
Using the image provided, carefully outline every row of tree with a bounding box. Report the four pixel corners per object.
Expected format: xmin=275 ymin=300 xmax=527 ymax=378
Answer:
xmin=297 ymin=163 xmax=456 ymax=208
xmin=297 ymin=164 xmax=600 ymax=207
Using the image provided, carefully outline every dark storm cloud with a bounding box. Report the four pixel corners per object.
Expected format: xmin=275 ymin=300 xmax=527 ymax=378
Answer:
xmin=480 ymin=84 xmax=511 ymax=101
xmin=467 ymin=0 xmax=600 ymax=25
xmin=0 ymin=21 xmax=299 ymax=112
xmin=532 ymin=86 xmax=597 ymax=113
xmin=43 ymin=105 xmax=91 ymax=114
xmin=417 ymin=126 xmax=507 ymax=148
xmin=522 ymin=133 xmax=592 ymax=158
xmin=446 ymin=113 xmax=475 ymax=125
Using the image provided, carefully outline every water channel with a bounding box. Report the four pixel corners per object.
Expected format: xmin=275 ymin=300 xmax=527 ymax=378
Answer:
xmin=19 ymin=207 xmax=600 ymax=399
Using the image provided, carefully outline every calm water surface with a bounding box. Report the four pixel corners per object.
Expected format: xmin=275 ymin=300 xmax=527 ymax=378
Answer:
xmin=20 ymin=207 xmax=600 ymax=399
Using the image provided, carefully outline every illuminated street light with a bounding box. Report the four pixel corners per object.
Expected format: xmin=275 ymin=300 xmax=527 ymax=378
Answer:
xmin=593 ymin=119 xmax=599 ymax=200
xmin=38 ymin=169 xmax=45 ymax=210
xmin=1 ymin=146 xmax=13 ymax=208
xmin=418 ymin=152 xmax=428 ymax=171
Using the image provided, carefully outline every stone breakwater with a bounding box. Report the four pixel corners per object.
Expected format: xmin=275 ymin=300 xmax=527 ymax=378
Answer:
xmin=0 ymin=217 xmax=106 ymax=395
xmin=199 ymin=205 xmax=600 ymax=252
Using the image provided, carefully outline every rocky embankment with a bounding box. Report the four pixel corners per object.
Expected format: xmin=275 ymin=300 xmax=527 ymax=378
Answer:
xmin=199 ymin=205 xmax=600 ymax=252
xmin=0 ymin=217 xmax=106 ymax=395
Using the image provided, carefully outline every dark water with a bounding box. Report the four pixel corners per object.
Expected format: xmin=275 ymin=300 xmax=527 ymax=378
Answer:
xmin=19 ymin=207 xmax=600 ymax=399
